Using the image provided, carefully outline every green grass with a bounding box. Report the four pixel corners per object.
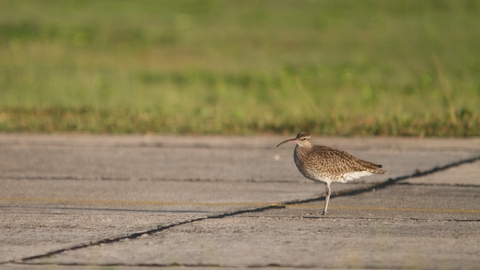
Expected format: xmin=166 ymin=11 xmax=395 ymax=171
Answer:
xmin=1 ymin=0 xmax=479 ymax=136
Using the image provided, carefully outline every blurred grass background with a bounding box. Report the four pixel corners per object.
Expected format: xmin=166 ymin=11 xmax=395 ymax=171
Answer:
xmin=0 ymin=0 xmax=479 ymax=136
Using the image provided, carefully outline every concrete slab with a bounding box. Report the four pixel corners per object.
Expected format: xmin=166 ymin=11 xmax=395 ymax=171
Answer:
xmin=0 ymin=180 xmax=323 ymax=263
xmin=24 ymin=185 xmax=480 ymax=269
xmin=0 ymin=134 xmax=479 ymax=269
xmin=1 ymin=134 xmax=479 ymax=183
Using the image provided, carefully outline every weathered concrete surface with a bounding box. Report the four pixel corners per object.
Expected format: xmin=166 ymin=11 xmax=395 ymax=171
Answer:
xmin=0 ymin=134 xmax=479 ymax=269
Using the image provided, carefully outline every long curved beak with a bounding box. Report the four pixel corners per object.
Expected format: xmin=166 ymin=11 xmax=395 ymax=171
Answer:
xmin=276 ymin=138 xmax=297 ymax=148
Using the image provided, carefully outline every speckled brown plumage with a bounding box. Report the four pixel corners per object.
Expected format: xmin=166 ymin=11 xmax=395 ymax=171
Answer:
xmin=276 ymin=132 xmax=388 ymax=215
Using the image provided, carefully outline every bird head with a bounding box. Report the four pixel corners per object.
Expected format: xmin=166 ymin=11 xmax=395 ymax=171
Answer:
xmin=276 ymin=132 xmax=312 ymax=148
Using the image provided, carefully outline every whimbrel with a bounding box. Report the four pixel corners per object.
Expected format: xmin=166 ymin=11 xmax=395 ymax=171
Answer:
xmin=276 ymin=132 xmax=388 ymax=215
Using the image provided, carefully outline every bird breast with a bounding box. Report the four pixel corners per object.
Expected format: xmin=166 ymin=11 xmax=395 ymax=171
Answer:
xmin=293 ymin=145 xmax=332 ymax=183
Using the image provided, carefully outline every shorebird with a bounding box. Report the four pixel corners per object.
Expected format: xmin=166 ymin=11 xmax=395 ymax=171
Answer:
xmin=276 ymin=132 xmax=388 ymax=215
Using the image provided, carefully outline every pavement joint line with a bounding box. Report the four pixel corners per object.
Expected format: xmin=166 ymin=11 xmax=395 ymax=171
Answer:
xmin=3 ymin=136 xmax=480 ymax=152
xmin=285 ymin=205 xmax=480 ymax=213
xmin=293 ymin=215 xmax=480 ymax=222
xmin=0 ymin=197 xmax=280 ymax=207
xmin=2 ymin=154 xmax=479 ymax=266
xmin=0 ymin=175 xmax=301 ymax=183
xmin=2 ymin=199 xmax=477 ymax=215
xmin=396 ymin=182 xmax=480 ymax=187
xmin=6 ymin=262 xmax=321 ymax=269
xmin=2 ymin=156 xmax=479 ymax=183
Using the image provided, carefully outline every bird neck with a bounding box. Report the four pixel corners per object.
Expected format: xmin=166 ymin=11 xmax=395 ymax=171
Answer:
xmin=294 ymin=143 xmax=311 ymax=157
xmin=295 ymin=141 xmax=312 ymax=149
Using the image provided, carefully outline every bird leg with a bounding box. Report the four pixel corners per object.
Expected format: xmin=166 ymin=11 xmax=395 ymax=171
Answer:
xmin=322 ymin=183 xmax=331 ymax=215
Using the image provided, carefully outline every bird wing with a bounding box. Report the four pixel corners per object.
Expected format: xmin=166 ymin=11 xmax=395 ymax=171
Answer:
xmin=309 ymin=145 xmax=386 ymax=179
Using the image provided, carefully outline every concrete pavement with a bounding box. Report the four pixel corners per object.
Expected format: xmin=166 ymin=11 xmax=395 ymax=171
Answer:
xmin=0 ymin=134 xmax=479 ymax=269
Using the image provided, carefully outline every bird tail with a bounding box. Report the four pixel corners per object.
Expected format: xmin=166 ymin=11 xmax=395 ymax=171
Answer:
xmin=358 ymin=159 xmax=388 ymax=174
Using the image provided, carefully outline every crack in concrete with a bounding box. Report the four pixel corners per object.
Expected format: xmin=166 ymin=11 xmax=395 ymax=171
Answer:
xmin=3 ymin=205 xmax=286 ymax=265
xmin=12 ymin=262 xmax=321 ymax=268
xmin=3 ymin=154 xmax=480 ymax=266
xmin=396 ymin=182 xmax=480 ymax=188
